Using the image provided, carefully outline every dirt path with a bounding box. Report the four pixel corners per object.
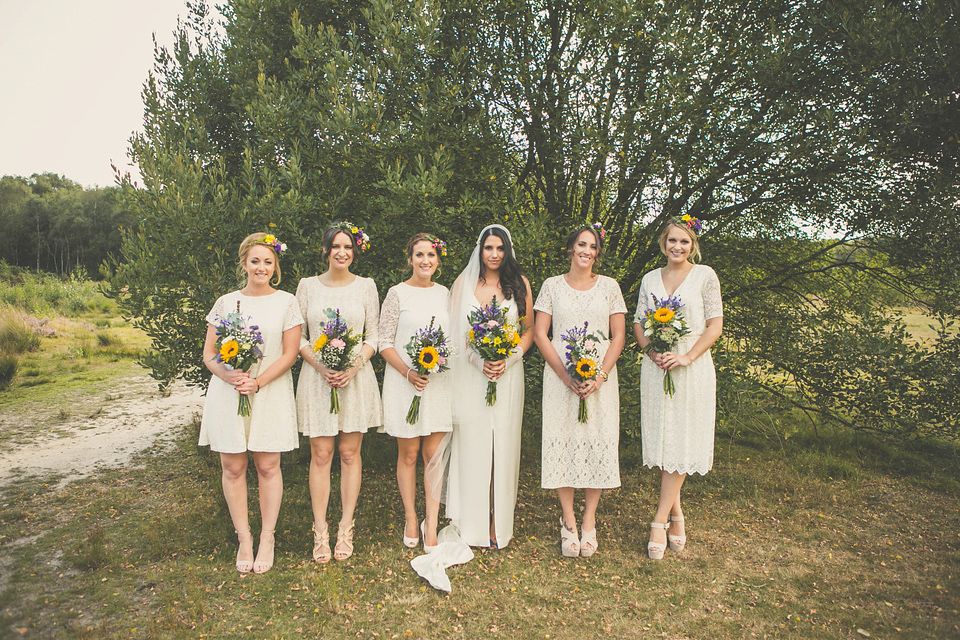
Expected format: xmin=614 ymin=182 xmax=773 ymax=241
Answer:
xmin=0 ymin=374 xmax=205 ymax=489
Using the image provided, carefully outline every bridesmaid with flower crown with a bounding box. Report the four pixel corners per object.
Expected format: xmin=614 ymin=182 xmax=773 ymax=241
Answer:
xmin=533 ymin=224 xmax=626 ymax=558
xmin=199 ymin=233 xmax=304 ymax=574
xmin=378 ymin=233 xmax=453 ymax=553
xmin=634 ymin=216 xmax=723 ymax=560
xmin=296 ymin=222 xmax=381 ymax=563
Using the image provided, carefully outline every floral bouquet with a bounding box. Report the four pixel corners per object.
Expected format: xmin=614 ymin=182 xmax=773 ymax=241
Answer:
xmin=466 ymin=296 xmax=524 ymax=406
xmin=560 ymin=321 xmax=605 ymax=423
xmin=640 ymin=294 xmax=690 ymax=396
xmin=403 ymin=316 xmax=450 ymax=424
xmin=313 ymin=308 xmax=363 ymax=414
xmin=211 ymin=300 xmax=264 ymax=416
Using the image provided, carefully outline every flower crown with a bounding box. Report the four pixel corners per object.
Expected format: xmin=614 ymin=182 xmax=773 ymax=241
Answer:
xmin=256 ymin=234 xmax=287 ymax=254
xmin=426 ymin=234 xmax=448 ymax=256
xmin=332 ymin=221 xmax=370 ymax=252
xmin=589 ymin=222 xmax=607 ymax=240
xmin=675 ymin=214 xmax=703 ymax=234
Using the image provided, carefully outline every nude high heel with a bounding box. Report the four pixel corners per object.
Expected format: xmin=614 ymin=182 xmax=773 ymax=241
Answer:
xmin=560 ymin=517 xmax=580 ymax=557
xmin=334 ymin=520 xmax=355 ymax=561
xmin=235 ymin=529 xmax=254 ymax=573
xmin=253 ymin=530 xmax=275 ymax=573
xmin=312 ymin=522 xmax=331 ymax=564
xmin=647 ymin=522 xmax=668 ymax=560
xmin=668 ymin=515 xmax=686 ymax=552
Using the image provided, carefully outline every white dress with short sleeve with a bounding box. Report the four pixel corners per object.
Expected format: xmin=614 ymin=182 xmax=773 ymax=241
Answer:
xmin=534 ymin=275 xmax=627 ymax=489
xmin=378 ymin=283 xmax=453 ymax=438
xmin=295 ymin=275 xmax=383 ymax=437
xmin=635 ymin=264 xmax=723 ymax=475
xmin=199 ymin=290 xmax=304 ymax=453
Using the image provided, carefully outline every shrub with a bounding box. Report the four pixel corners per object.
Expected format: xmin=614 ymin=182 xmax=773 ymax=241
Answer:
xmin=0 ymin=310 xmax=42 ymax=354
xmin=0 ymin=353 xmax=17 ymax=389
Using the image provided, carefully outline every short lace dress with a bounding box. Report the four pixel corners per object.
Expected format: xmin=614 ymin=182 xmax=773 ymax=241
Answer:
xmin=295 ymin=275 xmax=383 ymax=437
xmin=378 ymin=283 xmax=453 ymax=438
xmin=199 ymin=290 xmax=304 ymax=453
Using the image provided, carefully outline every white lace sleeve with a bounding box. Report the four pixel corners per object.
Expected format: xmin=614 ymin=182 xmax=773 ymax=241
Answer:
xmin=205 ymin=294 xmax=226 ymax=325
xmin=363 ymin=278 xmax=381 ymax=352
xmin=606 ymin=277 xmax=627 ymax=315
xmin=533 ymin=277 xmax=554 ymax=314
xmin=296 ymin=278 xmax=311 ymax=351
xmin=702 ymin=267 xmax=723 ymax=319
xmin=378 ymin=286 xmax=401 ymax=352
xmin=282 ymin=291 xmax=305 ymax=331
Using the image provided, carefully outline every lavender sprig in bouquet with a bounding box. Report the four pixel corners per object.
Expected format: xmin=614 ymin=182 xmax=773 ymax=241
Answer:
xmin=640 ymin=294 xmax=690 ymax=396
xmin=403 ymin=316 xmax=450 ymax=424
xmin=312 ymin=308 xmax=363 ymax=414
xmin=560 ymin=321 xmax=606 ymax=423
xmin=466 ymin=296 xmax=524 ymax=406
xmin=211 ymin=300 xmax=264 ymax=416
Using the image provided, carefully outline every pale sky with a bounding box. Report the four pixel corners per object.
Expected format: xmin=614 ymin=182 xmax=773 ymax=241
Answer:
xmin=0 ymin=1 xmax=196 ymax=188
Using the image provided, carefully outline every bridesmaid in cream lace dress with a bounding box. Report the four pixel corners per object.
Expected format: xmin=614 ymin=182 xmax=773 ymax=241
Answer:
xmin=634 ymin=217 xmax=723 ymax=559
xmin=200 ymin=233 xmax=303 ymax=574
xmin=378 ymin=233 xmax=453 ymax=552
xmin=533 ymin=225 xmax=626 ymax=558
xmin=296 ymin=222 xmax=381 ymax=563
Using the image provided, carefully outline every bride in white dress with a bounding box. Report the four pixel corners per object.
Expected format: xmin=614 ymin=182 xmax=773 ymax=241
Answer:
xmin=447 ymin=225 xmax=533 ymax=549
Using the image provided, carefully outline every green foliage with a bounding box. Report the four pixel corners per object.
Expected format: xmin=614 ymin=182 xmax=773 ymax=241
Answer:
xmin=0 ymin=310 xmax=42 ymax=355
xmin=0 ymin=174 xmax=135 ymax=276
xmin=109 ymin=0 xmax=960 ymax=439
xmin=0 ymin=353 xmax=17 ymax=390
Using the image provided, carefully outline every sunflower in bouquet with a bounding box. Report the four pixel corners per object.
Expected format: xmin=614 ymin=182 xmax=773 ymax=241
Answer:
xmin=212 ymin=300 xmax=264 ymax=416
xmin=313 ymin=308 xmax=363 ymax=414
xmin=403 ymin=316 xmax=451 ymax=424
xmin=466 ymin=296 xmax=524 ymax=406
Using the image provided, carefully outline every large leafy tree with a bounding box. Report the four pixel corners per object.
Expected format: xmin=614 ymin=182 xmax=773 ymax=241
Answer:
xmin=110 ymin=0 xmax=959 ymax=439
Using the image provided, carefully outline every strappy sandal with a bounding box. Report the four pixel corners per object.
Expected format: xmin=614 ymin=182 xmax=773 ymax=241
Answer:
xmin=648 ymin=522 xmax=668 ymax=560
xmin=235 ymin=529 xmax=254 ymax=573
xmin=334 ymin=520 xmax=355 ymax=561
xmin=579 ymin=528 xmax=598 ymax=557
xmin=560 ymin=517 xmax=580 ymax=557
xmin=312 ymin=522 xmax=331 ymax=564
xmin=253 ymin=530 xmax=275 ymax=574
xmin=668 ymin=515 xmax=686 ymax=552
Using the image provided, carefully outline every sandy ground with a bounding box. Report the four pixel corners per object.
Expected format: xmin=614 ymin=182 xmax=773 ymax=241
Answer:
xmin=0 ymin=375 xmax=205 ymax=489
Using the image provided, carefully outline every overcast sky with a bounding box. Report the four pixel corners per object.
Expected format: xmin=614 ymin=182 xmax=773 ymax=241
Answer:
xmin=0 ymin=1 xmax=195 ymax=188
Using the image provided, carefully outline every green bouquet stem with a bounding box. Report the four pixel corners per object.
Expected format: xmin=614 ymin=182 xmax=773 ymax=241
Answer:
xmin=329 ymin=387 xmax=340 ymax=414
xmin=578 ymin=397 xmax=588 ymax=423
xmin=406 ymin=395 xmax=421 ymax=424
xmin=663 ymin=370 xmax=676 ymax=397
xmin=486 ymin=380 xmax=498 ymax=406
xmin=238 ymin=393 xmax=252 ymax=417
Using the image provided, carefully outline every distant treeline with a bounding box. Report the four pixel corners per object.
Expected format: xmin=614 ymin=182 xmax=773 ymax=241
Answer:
xmin=0 ymin=173 xmax=135 ymax=277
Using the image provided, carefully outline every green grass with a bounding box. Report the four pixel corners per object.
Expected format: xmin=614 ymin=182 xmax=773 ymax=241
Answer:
xmin=0 ymin=413 xmax=957 ymax=638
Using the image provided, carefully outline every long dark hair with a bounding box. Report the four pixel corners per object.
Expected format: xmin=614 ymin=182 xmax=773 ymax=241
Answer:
xmin=479 ymin=227 xmax=527 ymax=317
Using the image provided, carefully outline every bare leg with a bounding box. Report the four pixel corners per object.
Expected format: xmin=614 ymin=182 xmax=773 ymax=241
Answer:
xmin=396 ymin=437 xmax=421 ymax=542
xmin=582 ymin=488 xmax=602 ymax=533
xmin=338 ymin=432 xmax=364 ymax=526
xmin=421 ymin=431 xmax=447 ymax=547
xmin=650 ymin=470 xmax=686 ymax=547
xmin=252 ymin=451 xmax=283 ymax=572
xmin=308 ymin=436 xmax=335 ymax=530
xmin=557 ymin=487 xmax=577 ymax=531
xmin=336 ymin=432 xmax=364 ymax=558
xmin=220 ymin=452 xmax=252 ymax=570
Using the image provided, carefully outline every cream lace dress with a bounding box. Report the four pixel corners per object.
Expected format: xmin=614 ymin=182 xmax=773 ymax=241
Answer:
xmin=295 ymin=275 xmax=383 ymax=437
xmin=378 ymin=283 xmax=453 ymax=438
xmin=635 ymin=264 xmax=723 ymax=475
xmin=534 ymin=275 xmax=627 ymax=489
xmin=199 ymin=290 xmax=304 ymax=453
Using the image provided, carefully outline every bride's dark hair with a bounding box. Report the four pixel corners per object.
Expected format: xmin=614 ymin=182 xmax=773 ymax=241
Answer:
xmin=478 ymin=227 xmax=527 ymax=317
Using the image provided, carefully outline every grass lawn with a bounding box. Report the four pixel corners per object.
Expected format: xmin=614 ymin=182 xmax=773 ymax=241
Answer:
xmin=0 ymin=411 xmax=957 ymax=638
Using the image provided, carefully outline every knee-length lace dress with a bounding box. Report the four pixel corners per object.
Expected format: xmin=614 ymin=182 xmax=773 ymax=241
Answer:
xmin=635 ymin=264 xmax=723 ymax=475
xmin=378 ymin=283 xmax=453 ymax=438
xmin=534 ymin=275 xmax=627 ymax=489
xmin=199 ymin=290 xmax=304 ymax=453
xmin=295 ymin=275 xmax=383 ymax=437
